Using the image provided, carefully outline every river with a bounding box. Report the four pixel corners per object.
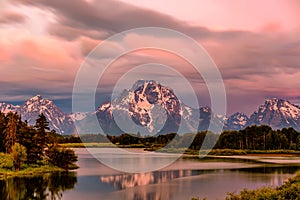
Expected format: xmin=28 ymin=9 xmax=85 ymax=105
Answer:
xmin=1 ymin=148 xmax=300 ymax=200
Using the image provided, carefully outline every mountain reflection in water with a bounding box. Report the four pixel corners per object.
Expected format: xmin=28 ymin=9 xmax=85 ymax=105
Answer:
xmin=99 ymin=166 xmax=300 ymax=191
xmin=100 ymin=170 xmax=193 ymax=189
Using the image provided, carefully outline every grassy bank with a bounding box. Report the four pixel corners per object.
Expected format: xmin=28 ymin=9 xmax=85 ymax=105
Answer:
xmin=60 ymin=142 xmax=300 ymax=156
xmin=154 ymin=148 xmax=300 ymax=156
xmin=191 ymin=173 xmax=300 ymax=200
xmin=0 ymin=152 xmax=75 ymax=179
xmin=226 ymin=172 xmax=300 ymax=200
xmin=59 ymin=142 xmax=115 ymax=148
xmin=59 ymin=142 xmax=146 ymax=148
xmin=0 ymin=165 xmax=64 ymax=179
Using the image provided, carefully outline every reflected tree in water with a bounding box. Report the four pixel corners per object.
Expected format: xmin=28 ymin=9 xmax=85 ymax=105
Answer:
xmin=0 ymin=172 xmax=77 ymax=200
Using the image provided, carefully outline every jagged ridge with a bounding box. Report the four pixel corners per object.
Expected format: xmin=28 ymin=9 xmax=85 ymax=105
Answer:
xmin=0 ymin=95 xmax=75 ymax=134
xmin=1 ymin=86 xmax=300 ymax=134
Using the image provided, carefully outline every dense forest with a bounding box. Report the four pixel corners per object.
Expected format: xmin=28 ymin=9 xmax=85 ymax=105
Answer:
xmin=0 ymin=112 xmax=77 ymax=171
xmin=105 ymin=125 xmax=300 ymax=151
xmin=61 ymin=124 xmax=300 ymax=151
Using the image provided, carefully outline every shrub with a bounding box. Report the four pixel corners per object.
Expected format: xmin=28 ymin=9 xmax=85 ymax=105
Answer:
xmin=46 ymin=146 xmax=78 ymax=170
xmin=226 ymin=173 xmax=300 ymax=200
xmin=11 ymin=143 xmax=27 ymax=171
xmin=0 ymin=153 xmax=13 ymax=169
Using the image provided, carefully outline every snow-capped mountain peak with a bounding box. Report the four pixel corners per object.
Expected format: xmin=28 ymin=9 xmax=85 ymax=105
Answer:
xmin=2 ymin=91 xmax=300 ymax=135
xmin=95 ymin=80 xmax=229 ymax=135
xmin=250 ymin=98 xmax=300 ymax=130
xmin=29 ymin=94 xmax=43 ymax=101
xmin=95 ymin=80 xmax=182 ymax=135
xmin=225 ymin=112 xmax=250 ymax=130
xmin=0 ymin=102 xmax=19 ymax=113
xmin=22 ymin=95 xmax=54 ymax=113
xmin=4 ymin=95 xmax=75 ymax=134
xmin=129 ymin=81 xmax=181 ymax=125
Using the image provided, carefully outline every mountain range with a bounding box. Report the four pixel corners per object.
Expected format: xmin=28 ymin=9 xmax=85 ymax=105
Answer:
xmin=0 ymin=95 xmax=74 ymax=134
xmin=0 ymin=80 xmax=300 ymax=134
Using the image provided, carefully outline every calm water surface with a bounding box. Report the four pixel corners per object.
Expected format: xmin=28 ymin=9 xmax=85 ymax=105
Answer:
xmin=65 ymin=148 xmax=300 ymax=200
xmin=1 ymin=148 xmax=300 ymax=200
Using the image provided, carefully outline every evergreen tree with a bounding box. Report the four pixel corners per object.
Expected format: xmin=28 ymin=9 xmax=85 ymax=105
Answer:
xmin=4 ymin=112 xmax=18 ymax=153
xmin=19 ymin=125 xmax=39 ymax=164
xmin=296 ymin=135 xmax=300 ymax=150
xmin=33 ymin=113 xmax=50 ymax=162
xmin=35 ymin=113 xmax=50 ymax=134
xmin=0 ymin=112 xmax=7 ymax=152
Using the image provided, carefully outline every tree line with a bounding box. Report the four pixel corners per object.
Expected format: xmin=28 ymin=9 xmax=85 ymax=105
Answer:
xmin=0 ymin=112 xmax=77 ymax=171
xmin=104 ymin=125 xmax=300 ymax=151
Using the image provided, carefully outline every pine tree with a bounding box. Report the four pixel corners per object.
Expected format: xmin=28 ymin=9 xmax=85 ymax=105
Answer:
xmin=35 ymin=113 xmax=50 ymax=134
xmin=33 ymin=113 xmax=50 ymax=162
xmin=18 ymin=123 xmax=38 ymax=164
xmin=0 ymin=112 xmax=7 ymax=152
xmin=4 ymin=113 xmax=18 ymax=153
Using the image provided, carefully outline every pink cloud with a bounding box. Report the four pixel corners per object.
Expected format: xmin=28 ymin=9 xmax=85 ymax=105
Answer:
xmin=1 ymin=0 xmax=300 ymax=114
xmin=0 ymin=29 xmax=83 ymax=90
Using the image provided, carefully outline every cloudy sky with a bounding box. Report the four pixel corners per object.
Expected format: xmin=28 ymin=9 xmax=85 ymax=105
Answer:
xmin=0 ymin=0 xmax=299 ymax=115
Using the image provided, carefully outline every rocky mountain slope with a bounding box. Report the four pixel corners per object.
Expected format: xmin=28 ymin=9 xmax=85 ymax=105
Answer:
xmin=1 ymin=83 xmax=300 ymax=134
xmin=0 ymin=95 xmax=75 ymax=134
xmin=249 ymin=98 xmax=300 ymax=131
xmin=95 ymin=80 xmax=234 ymax=135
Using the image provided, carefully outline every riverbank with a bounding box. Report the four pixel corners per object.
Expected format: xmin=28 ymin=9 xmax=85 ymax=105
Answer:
xmin=156 ymin=148 xmax=300 ymax=156
xmin=60 ymin=143 xmax=300 ymax=155
xmin=0 ymin=148 xmax=77 ymax=179
xmin=192 ymin=172 xmax=300 ymax=200
xmin=59 ymin=143 xmax=300 ymax=163
xmin=59 ymin=142 xmax=146 ymax=148
xmin=225 ymin=172 xmax=300 ymax=200
xmin=0 ymin=165 xmax=65 ymax=179
xmin=59 ymin=142 xmax=115 ymax=148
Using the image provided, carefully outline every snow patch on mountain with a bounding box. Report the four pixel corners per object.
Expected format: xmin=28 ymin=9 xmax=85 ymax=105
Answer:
xmin=0 ymin=95 xmax=75 ymax=134
xmin=250 ymin=98 xmax=300 ymax=130
xmin=0 ymin=102 xmax=19 ymax=113
xmin=225 ymin=112 xmax=250 ymax=130
xmin=16 ymin=95 xmax=75 ymax=134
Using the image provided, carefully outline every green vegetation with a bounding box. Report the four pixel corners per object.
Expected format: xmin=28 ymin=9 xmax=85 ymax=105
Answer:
xmin=59 ymin=142 xmax=115 ymax=148
xmin=46 ymin=145 xmax=78 ymax=170
xmin=191 ymin=173 xmax=300 ymax=200
xmin=107 ymin=132 xmax=177 ymax=149
xmin=0 ymin=112 xmax=78 ymax=176
xmin=56 ymin=125 xmax=300 ymax=159
xmin=100 ymin=125 xmax=300 ymax=154
xmin=59 ymin=133 xmax=109 ymax=143
xmin=11 ymin=143 xmax=27 ymax=171
xmin=226 ymin=173 xmax=300 ymax=200
xmin=216 ymin=125 xmax=300 ymax=150
xmin=0 ymin=165 xmax=64 ymax=179
xmin=0 ymin=153 xmax=13 ymax=169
